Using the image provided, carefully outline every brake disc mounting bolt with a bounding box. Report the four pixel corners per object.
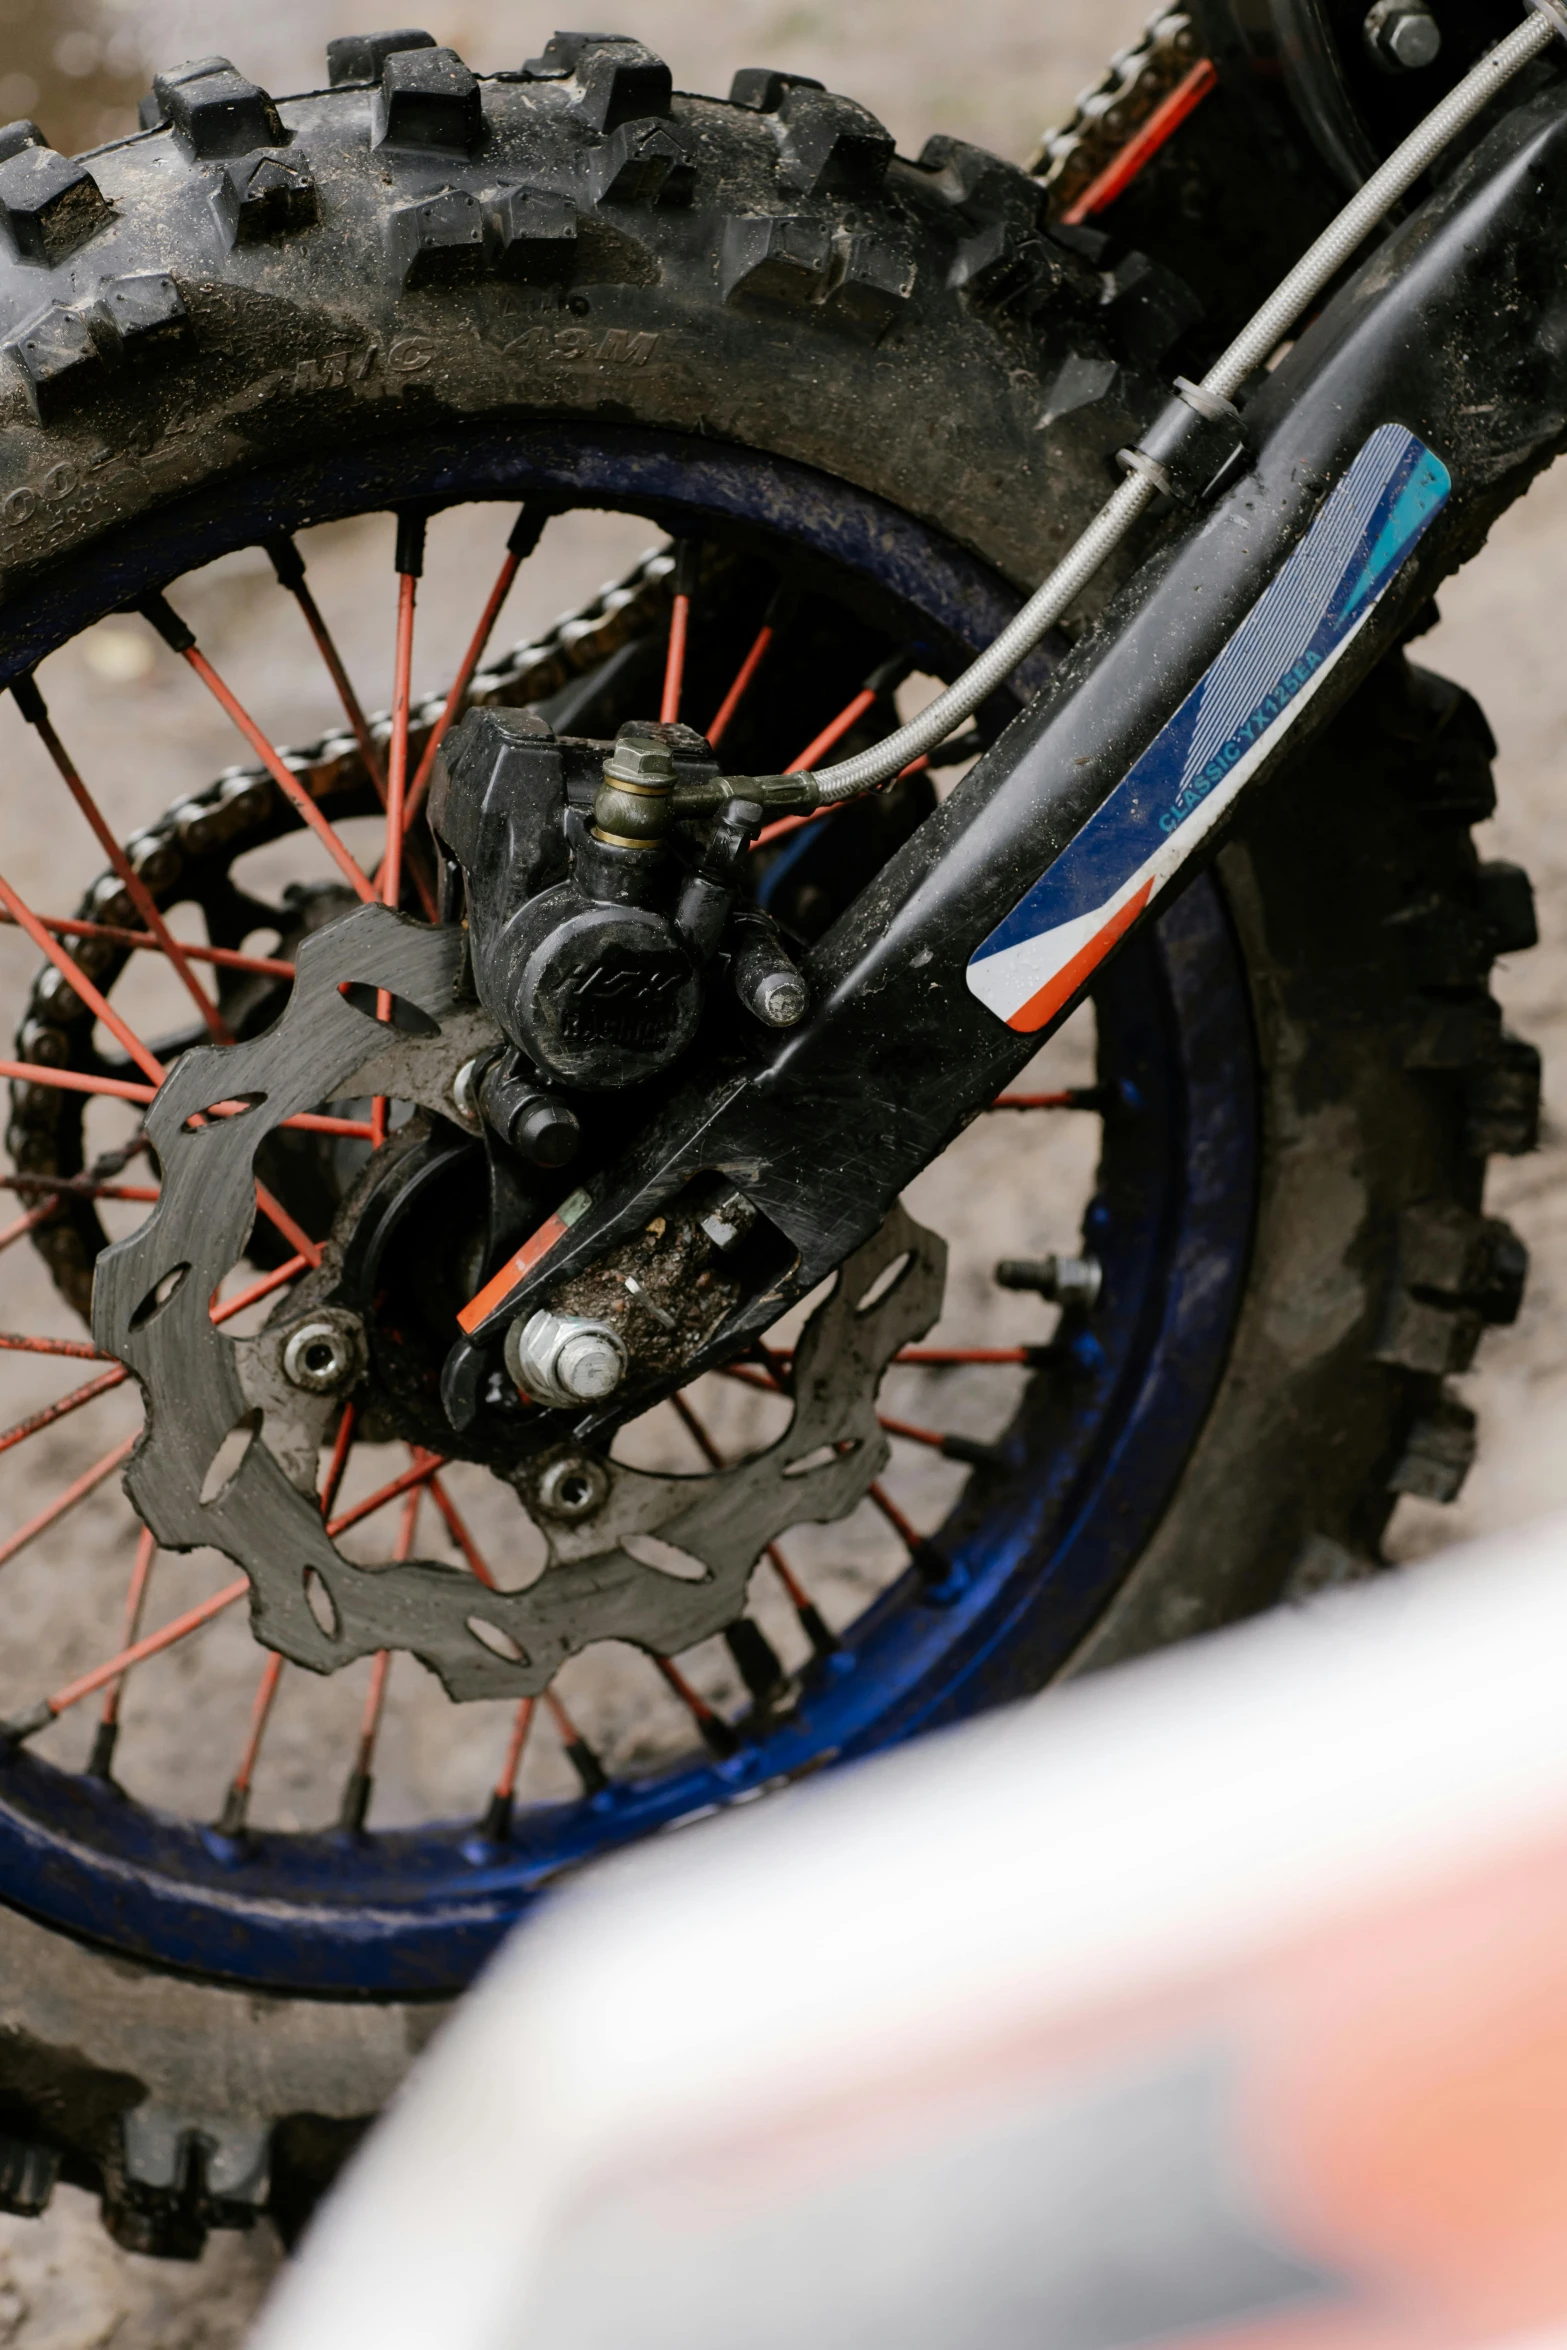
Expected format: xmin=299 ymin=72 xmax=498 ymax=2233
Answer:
xmin=535 ymin=1451 xmax=611 ymax=1520
xmin=1364 ymin=0 xmax=1442 ymax=71
xmin=282 ymin=1314 xmax=363 ymax=1394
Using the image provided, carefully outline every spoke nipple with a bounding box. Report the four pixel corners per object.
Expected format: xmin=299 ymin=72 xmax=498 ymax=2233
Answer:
xmin=563 ymin=1735 xmax=610 ymax=1798
xmin=696 ymin=1708 xmax=741 ymax=1761
xmin=338 ymin=1766 xmax=372 ymax=1835
xmin=0 ymin=1701 xmax=52 ymax=1748
xmin=264 ymin=534 xmax=307 ymax=592
xmin=724 ymin=1618 xmax=786 ymax=1706
xmin=797 ymin=1600 xmax=840 ymax=1660
xmin=910 ymin=1537 xmax=967 ymax=1603
xmin=938 ymin=1433 xmax=1006 ymax=1469
xmin=478 ymin=1787 xmax=515 ymax=1845
xmin=87 ymin=1719 xmax=120 ymax=1780
xmin=216 ymin=1782 xmax=250 ymax=1837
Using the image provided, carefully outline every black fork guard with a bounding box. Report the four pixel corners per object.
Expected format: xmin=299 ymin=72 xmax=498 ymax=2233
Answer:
xmin=473 ymin=81 xmax=1567 ymax=1400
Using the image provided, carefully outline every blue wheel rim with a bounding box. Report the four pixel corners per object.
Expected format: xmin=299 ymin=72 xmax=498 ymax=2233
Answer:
xmin=0 ymin=423 xmax=1258 ymax=1994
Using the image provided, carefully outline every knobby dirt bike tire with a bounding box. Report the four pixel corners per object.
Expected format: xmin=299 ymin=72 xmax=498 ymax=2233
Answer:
xmin=0 ymin=31 xmax=1536 ymax=2252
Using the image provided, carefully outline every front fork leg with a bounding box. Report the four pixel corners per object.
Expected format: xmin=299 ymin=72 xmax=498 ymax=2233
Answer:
xmin=464 ymin=80 xmax=1567 ymax=1411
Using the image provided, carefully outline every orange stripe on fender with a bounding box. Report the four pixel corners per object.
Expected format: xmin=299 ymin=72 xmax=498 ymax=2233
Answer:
xmin=457 ymin=1213 xmax=569 ymax=1336
xmin=1008 ymin=879 xmax=1154 ymax=1035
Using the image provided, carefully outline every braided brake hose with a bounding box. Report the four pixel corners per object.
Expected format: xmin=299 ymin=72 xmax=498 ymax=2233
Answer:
xmin=761 ymin=1 xmax=1560 ymax=809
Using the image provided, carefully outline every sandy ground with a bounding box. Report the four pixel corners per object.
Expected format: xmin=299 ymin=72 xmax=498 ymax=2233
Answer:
xmin=2 ymin=0 xmax=1566 ymax=2338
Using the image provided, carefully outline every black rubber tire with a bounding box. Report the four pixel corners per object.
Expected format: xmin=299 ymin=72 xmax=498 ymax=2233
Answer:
xmin=0 ymin=32 xmax=1535 ymax=2252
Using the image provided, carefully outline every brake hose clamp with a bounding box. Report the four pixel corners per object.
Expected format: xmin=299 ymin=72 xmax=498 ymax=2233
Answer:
xmin=1118 ymin=376 xmax=1250 ymax=506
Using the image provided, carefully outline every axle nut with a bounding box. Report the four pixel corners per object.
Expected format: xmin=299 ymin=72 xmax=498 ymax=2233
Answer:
xmin=281 ymin=1313 xmax=363 ymax=1394
xmin=505 ymin=1308 xmax=628 ymax=1408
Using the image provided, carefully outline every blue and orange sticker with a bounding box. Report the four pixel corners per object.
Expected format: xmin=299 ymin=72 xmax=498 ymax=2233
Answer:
xmin=966 ymin=424 xmax=1451 ymax=1034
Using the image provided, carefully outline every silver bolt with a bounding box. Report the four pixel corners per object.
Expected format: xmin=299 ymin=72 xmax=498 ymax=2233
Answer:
xmin=993 ymin=1253 xmax=1104 ymax=1309
xmin=754 ymin=970 xmax=809 ymax=1028
xmin=534 ymin=1452 xmax=610 ymax=1520
xmin=281 ymin=1315 xmax=362 ymax=1394
xmin=1364 ymin=0 xmax=1442 ymax=71
xmin=602 ymin=730 xmax=676 ymax=787
xmin=505 ymin=1309 xmax=628 ymax=1408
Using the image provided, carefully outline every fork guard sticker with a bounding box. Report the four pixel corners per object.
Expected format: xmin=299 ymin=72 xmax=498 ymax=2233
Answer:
xmin=966 ymin=423 xmax=1451 ymax=1034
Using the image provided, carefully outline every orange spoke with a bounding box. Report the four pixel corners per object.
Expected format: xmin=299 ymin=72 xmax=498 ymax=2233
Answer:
xmin=89 ymin=1525 xmax=157 ymax=1776
xmin=254 ymin=1181 xmax=321 ymax=1270
xmin=12 ymin=675 xmax=231 ymax=1043
xmin=867 ymin=1478 xmax=953 ymax=1590
xmin=0 ymin=859 xmax=165 ymax=1086
xmin=1062 ymin=57 xmax=1218 ymax=226
xmin=325 ymin=1450 xmax=442 ymax=1539
xmin=786 ymin=687 xmax=876 ymax=776
xmin=707 ymin=615 xmax=776 ymax=750
xmin=0 ymin=1432 xmax=138 ymax=1575
xmin=0 ymin=1201 xmax=56 ymax=1255
xmin=0 ymin=857 xmax=316 ymax=1259
xmin=267 ymin=535 xmax=387 ymax=801
xmin=6 ymin=1573 xmax=249 ymax=1738
xmin=669 ymin=1391 xmax=827 ymax=1668
xmin=138 ymin=593 xmax=375 ymax=905
xmin=422 ymin=1464 xmax=495 ymax=1587
xmin=542 ymin=1686 xmax=610 ymax=1796
xmin=211 ymin=1253 xmax=310 ymax=1326
xmin=383 ymin=514 xmax=424 ymax=915
xmin=764 ymin=1539 xmax=837 ymax=1657
xmin=478 ymin=1695 xmax=536 ymax=1842
xmin=216 ymin=1650 xmax=283 ymax=1835
xmin=0 ymin=1365 xmax=126 ymax=1459
xmin=661 ymin=598 xmax=690 ymax=724
xmin=0 ymin=1057 xmax=373 ymax=1141
xmin=1 ymin=1174 xmax=161 ymax=1206
xmin=655 ymin=1653 xmax=739 ymax=1758
xmin=0 ymin=906 xmax=294 ymax=981
xmin=660 ymin=539 xmax=700 ymax=727
xmin=339 ymin=1483 xmax=420 ymax=1830
xmin=320 ymin=1401 xmax=357 ymax=1519
xmin=669 ymin=1389 xmax=722 ymax=1468
xmin=0 ymin=1331 xmax=113 ymax=1360
xmin=404 ymin=506 xmax=545 ymax=833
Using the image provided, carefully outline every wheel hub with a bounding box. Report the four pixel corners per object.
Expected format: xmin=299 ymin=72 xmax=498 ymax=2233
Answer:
xmin=93 ymin=902 xmax=945 ymax=1700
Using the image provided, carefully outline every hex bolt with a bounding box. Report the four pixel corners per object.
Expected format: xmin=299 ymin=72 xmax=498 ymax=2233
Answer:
xmin=534 ymin=1452 xmax=610 ymax=1520
xmin=505 ymin=1309 xmax=628 ymax=1407
xmin=1363 ymin=0 xmax=1442 ymax=71
xmin=732 ymin=919 xmax=808 ymax=1030
xmin=593 ymin=723 xmax=677 ymax=848
xmin=281 ymin=1315 xmax=362 ymax=1394
xmin=994 ymin=1254 xmax=1103 ymax=1309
